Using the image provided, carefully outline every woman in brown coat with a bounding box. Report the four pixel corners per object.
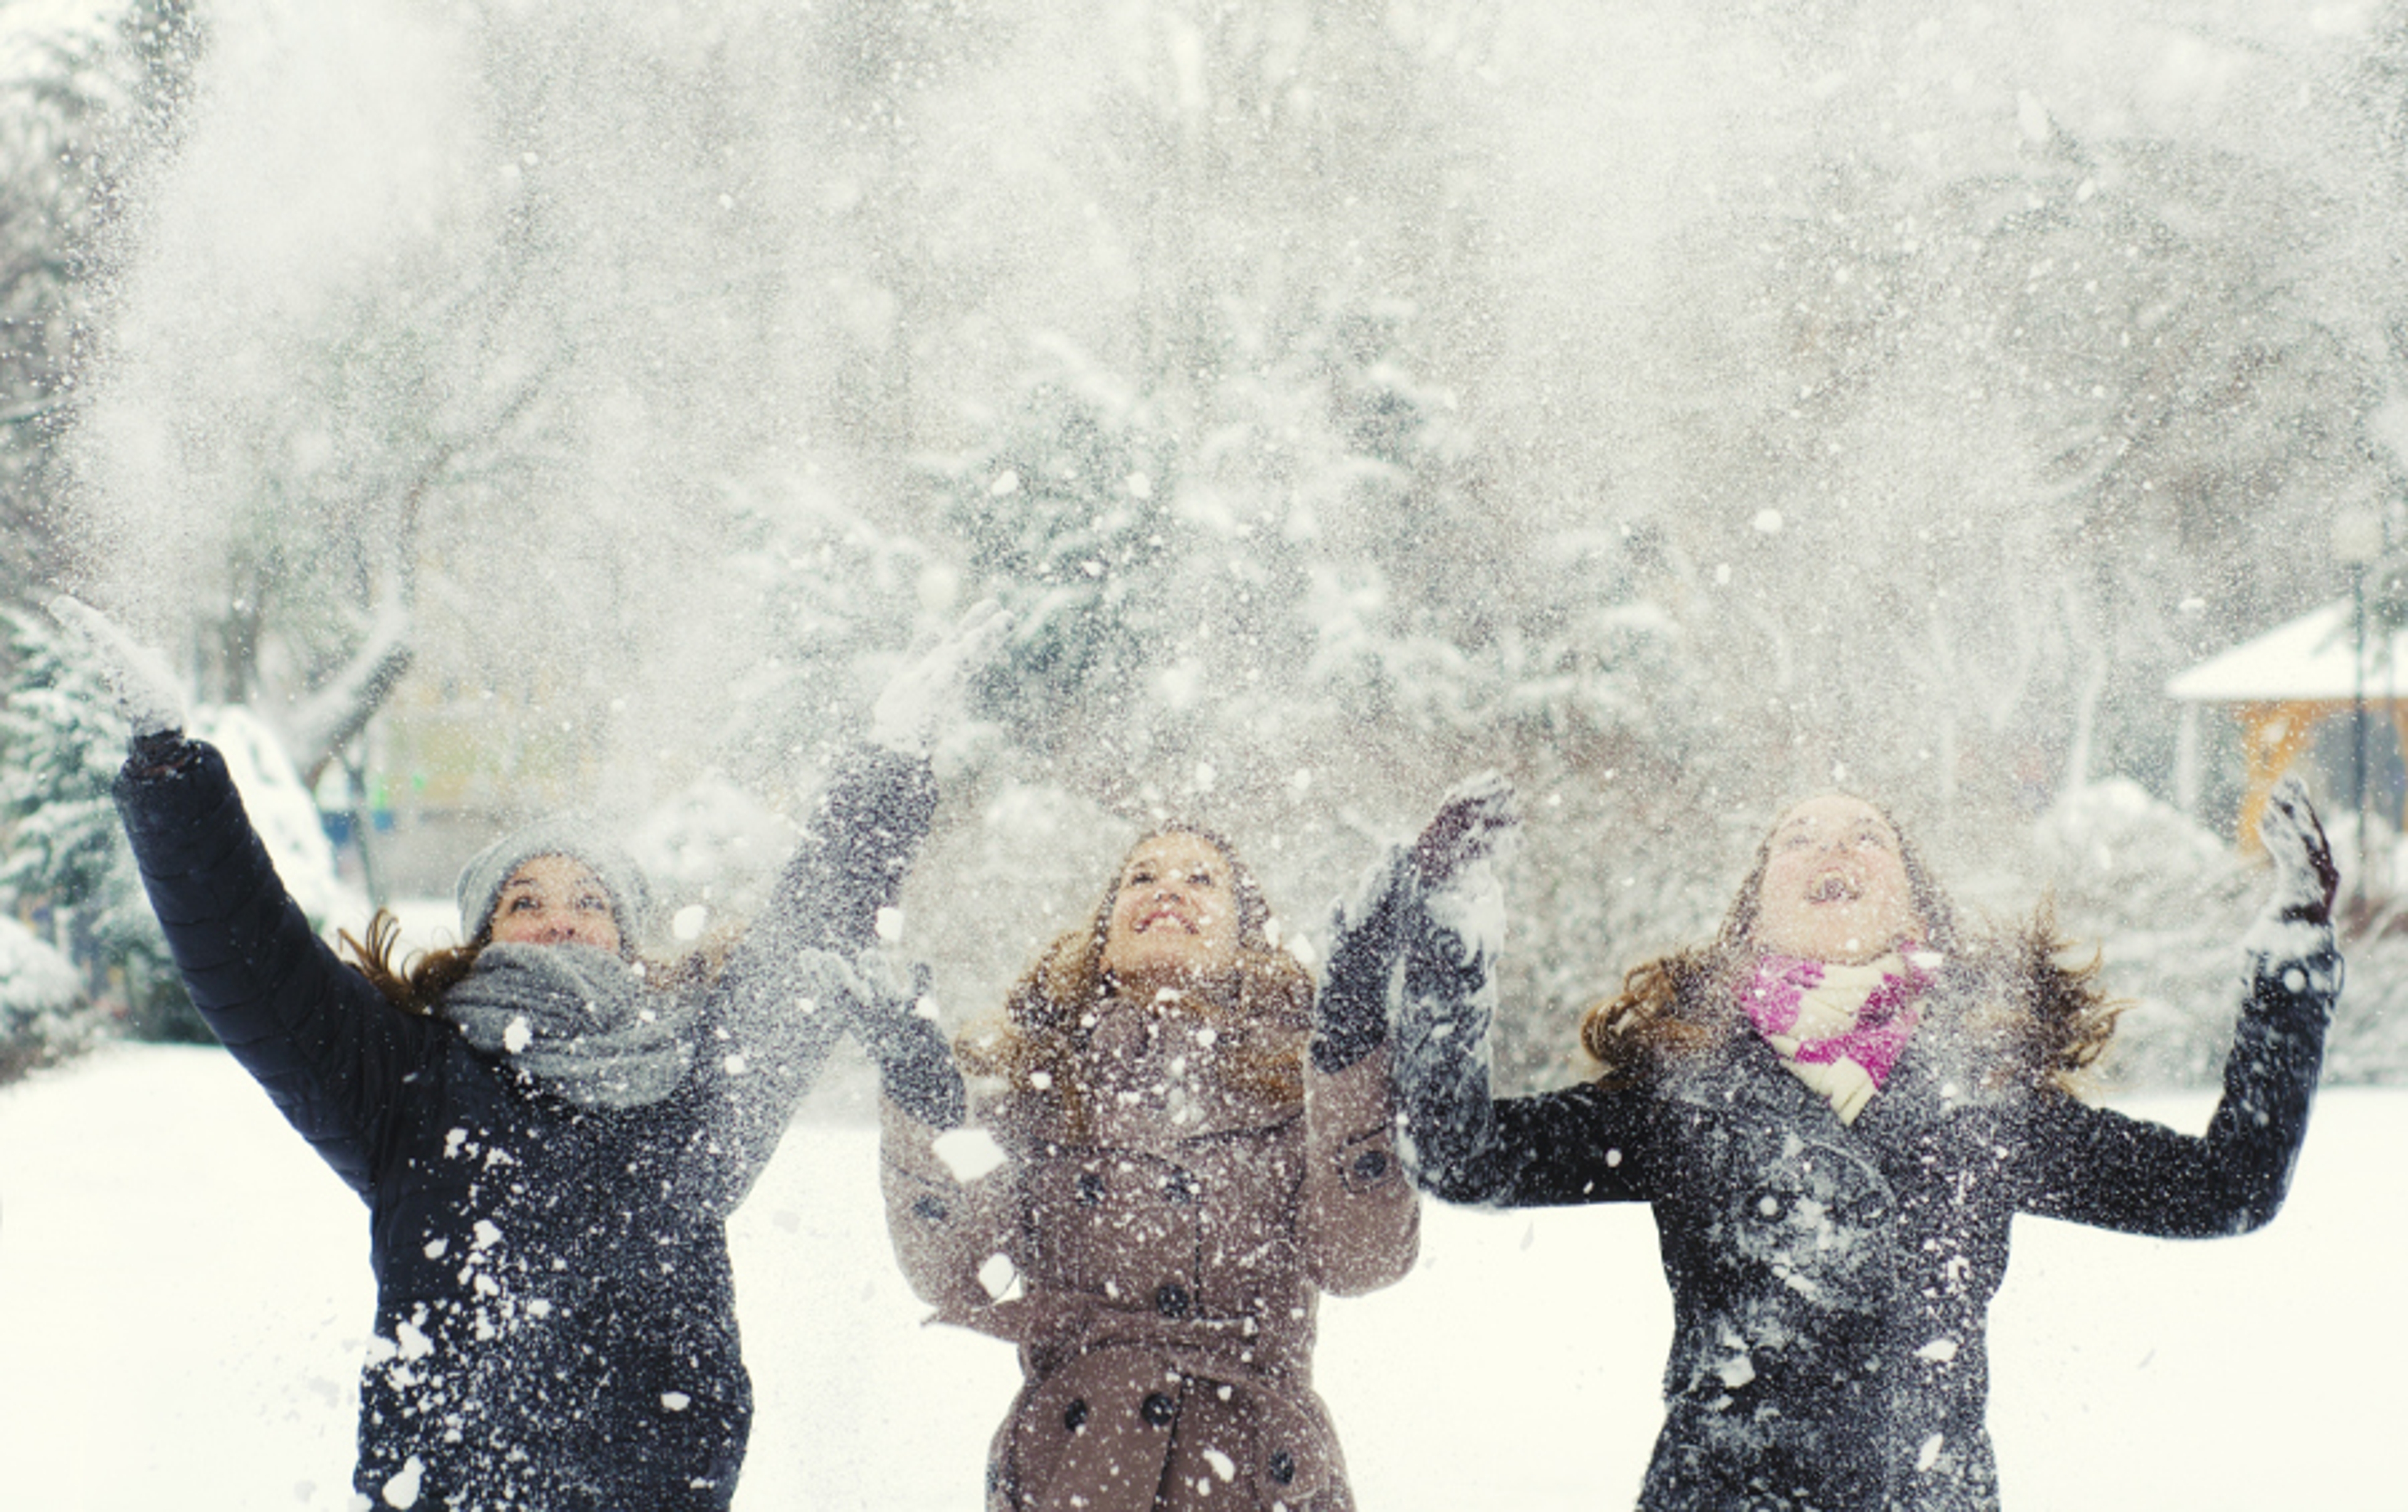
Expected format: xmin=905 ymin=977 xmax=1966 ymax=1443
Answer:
xmin=882 ymin=824 xmax=1420 ymax=1511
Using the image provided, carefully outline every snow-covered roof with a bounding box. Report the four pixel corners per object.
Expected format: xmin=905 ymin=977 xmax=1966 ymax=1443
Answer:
xmin=2166 ymin=599 xmax=2408 ymax=704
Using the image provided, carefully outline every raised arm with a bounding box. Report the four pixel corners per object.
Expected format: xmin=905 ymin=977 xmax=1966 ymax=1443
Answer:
xmin=1376 ymin=774 xmax=1663 ymax=1210
xmin=675 ymin=746 xmax=944 ymax=1213
xmin=107 ymin=735 xmax=428 ymax=1206
xmin=679 ymin=604 xmax=1005 ymax=1210
xmin=58 ymin=595 xmax=433 ymax=1199
xmin=2021 ymin=778 xmax=2342 ymax=1236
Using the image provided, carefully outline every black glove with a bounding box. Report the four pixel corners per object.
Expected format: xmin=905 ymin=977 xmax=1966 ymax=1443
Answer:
xmin=2258 ymin=776 xmax=2338 ymax=927
xmin=1315 ymin=846 xmax=1414 ymax=1076
xmin=1411 ymin=770 xmax=1521 ymax=891
xmin=840 ymin=949 xmax=966 ymax=1128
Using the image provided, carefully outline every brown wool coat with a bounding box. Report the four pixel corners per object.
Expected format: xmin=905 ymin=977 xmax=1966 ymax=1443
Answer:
xmin=882 ymin=1004 xmax=1418 ymax=1511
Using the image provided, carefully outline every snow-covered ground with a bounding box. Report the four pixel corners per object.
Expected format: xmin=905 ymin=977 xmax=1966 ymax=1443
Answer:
xmin=1 ymin=1044 xmax=2398 ymax=1511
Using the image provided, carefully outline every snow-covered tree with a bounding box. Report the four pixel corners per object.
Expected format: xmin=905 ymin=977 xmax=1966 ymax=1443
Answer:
xmin=0 ymin=605 xmax=182 ymax=1037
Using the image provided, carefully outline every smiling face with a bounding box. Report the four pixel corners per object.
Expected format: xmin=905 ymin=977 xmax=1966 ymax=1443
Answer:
xmin=1750 ymin=795 xmax=1921 ymax=965
xmin=485 ymin=854 xmax=622 ymax=954
xmin=1099 ymin=831 xmax=1243 ymax=991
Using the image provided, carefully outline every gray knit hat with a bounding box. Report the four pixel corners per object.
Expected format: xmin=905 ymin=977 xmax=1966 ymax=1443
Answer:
xmin=455 ymin=817 xmax=654 ymax=952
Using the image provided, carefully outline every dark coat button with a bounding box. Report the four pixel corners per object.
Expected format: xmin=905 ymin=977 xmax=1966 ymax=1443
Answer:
xmin=1269 ymin=1449 xmax=1296 ymax=1484
xmin=911 ymin=1194 xmax=949 ymax=1222
xmin=1351 ymin=1150 xmax=1390 ymax=1182
xmin=1141 ymin=1392 xmax=1176 ymax=1427
xmin=1076 ymin=1171 xmax=1106 ymax=1206
xmin=1063 ymin=1398 xmax=1089 ymax=1432
xmin=1155 ymin=1282 xmax=1190 ymax=1318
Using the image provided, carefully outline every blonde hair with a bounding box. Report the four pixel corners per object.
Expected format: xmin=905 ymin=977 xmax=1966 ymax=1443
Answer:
xmin=960 ymin=823 xmax=1314 ymax=1141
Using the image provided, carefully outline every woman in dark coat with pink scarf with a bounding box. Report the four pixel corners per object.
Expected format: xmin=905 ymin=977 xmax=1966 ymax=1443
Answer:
xmin=1363 ymin=775 xmax=2341 ymax=1512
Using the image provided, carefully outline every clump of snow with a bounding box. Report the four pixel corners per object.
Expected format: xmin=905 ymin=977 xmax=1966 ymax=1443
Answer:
xmin=932 ymin=1127 xmax=1009 ymax=1182
xmin=2030 ymin=780 xmax=2261 ymax=1087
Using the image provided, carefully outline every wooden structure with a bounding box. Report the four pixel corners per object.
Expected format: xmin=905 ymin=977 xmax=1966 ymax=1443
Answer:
xmin=2165 ymin=598 xmax=2405 ymax=849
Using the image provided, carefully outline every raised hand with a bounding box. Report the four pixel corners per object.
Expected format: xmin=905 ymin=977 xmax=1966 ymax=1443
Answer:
xmin=834 ymin=947 xmax=965 ymax=1129
xmin=1410 ymin=769 xmax=1521 ymax=891
xmin=2259 ymin=776 xmax=2338 ymax=927
xmin=869 ymin=598 xmax=1012 ymax=754
xmin=47 ymin=595 xmax=186 ymax=743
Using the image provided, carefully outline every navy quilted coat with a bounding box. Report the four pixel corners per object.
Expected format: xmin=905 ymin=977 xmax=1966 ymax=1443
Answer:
xmin=1395 ymin=911 xmax=2340 ymax=1512
xmin=115 ymin=741 xmax=933 ymax=1511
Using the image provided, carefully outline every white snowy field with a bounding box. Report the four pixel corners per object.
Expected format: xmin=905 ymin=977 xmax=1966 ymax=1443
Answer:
xmin=1 ymin=1045 xmax=2399 ymax=1512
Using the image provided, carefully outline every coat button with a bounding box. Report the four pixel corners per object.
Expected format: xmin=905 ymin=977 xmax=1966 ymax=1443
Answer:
xmin=1076 ymin=1171 xmax=1106 ymax=1206
xmin=1063 ymin=1398 xmax=1089 ymax=1433
xmin=1154 ymin=1282 xmax=1190 ymax=1318
xmin=1269 ymin=1449 xmax=1296 ymax=1484
xmin=1351 ymin=1150 xmax=1390 ymax=1182
xmin=1141 ymin=1392 xmax=1176 ymax=1427
xmin=911 ymin=1194 xmax=949 ymax=1222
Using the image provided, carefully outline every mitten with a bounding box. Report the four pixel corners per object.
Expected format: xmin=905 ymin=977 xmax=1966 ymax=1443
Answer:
xmin=1314 ymin=845 xmax=1414 ymax=1076
xmin=838 ymin=948 xmax=966 ymax=1128
xmin=2257 ymin=776 xmax=2338 ymax=927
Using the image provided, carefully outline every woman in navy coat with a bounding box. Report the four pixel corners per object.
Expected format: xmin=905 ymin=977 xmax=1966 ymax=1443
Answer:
xmin=1353 ymin=775 xmax=2340 ymax=1512
xmin=71 ymin=596 xmax=999 ymax=1511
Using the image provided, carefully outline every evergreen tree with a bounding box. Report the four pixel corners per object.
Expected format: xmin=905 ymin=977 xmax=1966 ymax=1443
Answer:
xmin=0 ymin=606 xmax=191 ymax=1040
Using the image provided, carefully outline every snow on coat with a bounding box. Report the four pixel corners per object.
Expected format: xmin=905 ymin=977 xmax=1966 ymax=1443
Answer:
xmin=882 ymin=1003 xmax=1418 ymax=1511
xmin=1395 ymin=902 xmax=2340 ymax=1512
xmin=113 ymin=741 xmax=936 ymax=1511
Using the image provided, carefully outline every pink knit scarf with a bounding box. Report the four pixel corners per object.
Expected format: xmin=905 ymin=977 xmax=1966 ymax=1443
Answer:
xmin=1742 ymin=949 xmax=1931 ymax=1123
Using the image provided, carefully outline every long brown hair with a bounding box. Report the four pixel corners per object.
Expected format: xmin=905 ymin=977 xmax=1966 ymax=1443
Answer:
xmin=339 ymin=910 xmax=725 ymax=1017
xmin=1578 ymin=795 xmax=2122 ymax=1097
xmin=959 ymin=823 xmax=1314 ymax=1141
xmin=341 ymin=911 xmax=485 ymax=1017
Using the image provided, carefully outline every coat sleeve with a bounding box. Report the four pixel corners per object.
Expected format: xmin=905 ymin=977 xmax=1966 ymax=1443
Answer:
xmin=677 ymin=745 xmax=942 ymax=1215
xmin=1382 ymin=862 xmax=1659 ymax=1210
xmin=112 ymin=739 xmax=427 ymax=1200
xmin=2017 ymin=925 xmax=2341 ymax=1236
xmin=877 ymin=1095 xmax=1036 ymax=1340
xmin=1299 ymin=1049 xmax=1419 ymax=1294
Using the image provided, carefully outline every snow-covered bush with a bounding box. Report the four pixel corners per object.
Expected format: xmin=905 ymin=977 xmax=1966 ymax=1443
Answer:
xmin=0 ymin=912 xmax=99 ymax=1082
xmin=0 ymin=610 xmax=366 ymax=1052
xmin=2031 ymin=779 xmax=2262 ymax=1087
xmin=0 ymin=605 xmax=184 ymax=1040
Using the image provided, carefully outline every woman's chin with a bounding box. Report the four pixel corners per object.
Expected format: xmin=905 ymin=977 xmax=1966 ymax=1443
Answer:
xmin=1761 ymin=925 xmax=1894 ymax=966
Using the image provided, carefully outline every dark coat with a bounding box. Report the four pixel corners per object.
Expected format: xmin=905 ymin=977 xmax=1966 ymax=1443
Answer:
xmin=1398 ymin=928 xmax=2340 ymax=1512
xmin=115 ymin=741 xmax=934 ymax=1511
xmin=882 ymin=1006 xmax=1419 ymax=1512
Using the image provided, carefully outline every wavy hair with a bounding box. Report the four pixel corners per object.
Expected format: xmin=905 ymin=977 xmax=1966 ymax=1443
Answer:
xmin=1578 ymin=796 xmax=2122 ymax=1097
xmin=959 ymin=823 xmax=1314 ymax=1142
xmin=339 ymin=910 xmax=723 ymax=1017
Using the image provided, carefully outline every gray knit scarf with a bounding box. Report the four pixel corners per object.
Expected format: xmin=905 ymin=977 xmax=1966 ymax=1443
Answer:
xmin=440 ymin=942 xmax=701 ymax=1109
